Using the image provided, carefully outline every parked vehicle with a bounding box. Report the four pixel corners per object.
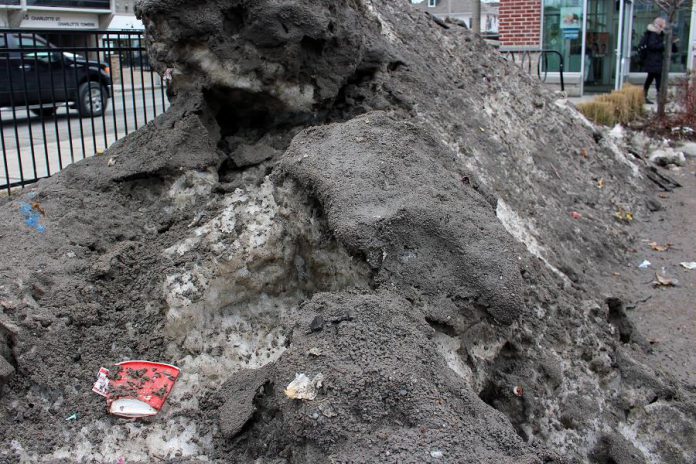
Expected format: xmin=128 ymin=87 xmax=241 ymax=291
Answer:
xmin=0 ymin=33 xmax=112 ymax=117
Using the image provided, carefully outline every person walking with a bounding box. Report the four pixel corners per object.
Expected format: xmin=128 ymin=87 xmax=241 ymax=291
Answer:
xmin=638 ymin=17 xmax=674 ymax=104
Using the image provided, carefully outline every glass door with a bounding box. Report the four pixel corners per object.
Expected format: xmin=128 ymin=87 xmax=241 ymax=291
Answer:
xmin=584 ymin=0 xmax=615 ymax=93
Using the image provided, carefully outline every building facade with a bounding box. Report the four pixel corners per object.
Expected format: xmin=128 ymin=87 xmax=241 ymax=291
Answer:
xmin=410 ymin=0 xmax=500 ymax=34
xmin=0 ymin=0 xmax=141 ymax=32
xmin=114 ymin=0 xmax=136 ymax=14
xmin=500 ymin=0 xmax=696 ymax=95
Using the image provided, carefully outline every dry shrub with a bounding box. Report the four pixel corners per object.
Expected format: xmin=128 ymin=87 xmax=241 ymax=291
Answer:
xmin=646 ymin=74 xmax=696 ymax=141
xmin=577 ymin=101 xmax=617 ymax=126
xmin=621 ymin=84 xmax=646 ymax=116
xmin=597 ymin=93 xmax=631 ymax=124
xmin=578 ymin=85 xmax=645 ymax=126
xmin=673 ymin=73 xmax=696 ymax=131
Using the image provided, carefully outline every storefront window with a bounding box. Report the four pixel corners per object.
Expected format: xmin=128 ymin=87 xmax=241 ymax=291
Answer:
xmin=543 ymin=0 xmax=584 ymax=73
xmin=630 ymin=2 xmax=692 ymax=72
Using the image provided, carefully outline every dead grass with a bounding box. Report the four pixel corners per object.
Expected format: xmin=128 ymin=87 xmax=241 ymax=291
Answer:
xmin=577 ymin=85 xmax=645 ymax=126
xmin=577 ymin=101 xmax=617 ymax=127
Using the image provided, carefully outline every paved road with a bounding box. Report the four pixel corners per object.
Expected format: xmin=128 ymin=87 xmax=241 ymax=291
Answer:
xmin=0 ymin=87 xmax=170 ymax=188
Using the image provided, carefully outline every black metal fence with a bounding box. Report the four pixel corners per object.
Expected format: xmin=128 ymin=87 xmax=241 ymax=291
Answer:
xmin=500 ymin=49 xmax=566 ymax=92
xmin=0 ymin=29 xmax=169 ymax=193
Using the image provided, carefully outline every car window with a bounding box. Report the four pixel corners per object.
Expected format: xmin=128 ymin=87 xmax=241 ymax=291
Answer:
xmin=19 ymin=36 xmax=49 ymax=48
xmin=18 ymin=35 xmax=55 ymax=63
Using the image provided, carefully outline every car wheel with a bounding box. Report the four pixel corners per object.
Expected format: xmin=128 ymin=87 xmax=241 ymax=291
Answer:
xmin=30 ymin=107 xmax=56 ymax=118
xmin=78 ymin=82 xmax=108 ymax=117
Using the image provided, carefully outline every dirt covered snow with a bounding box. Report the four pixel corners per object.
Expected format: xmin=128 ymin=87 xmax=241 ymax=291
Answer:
xmin=1 ymin=0 xmax=695 ymax=462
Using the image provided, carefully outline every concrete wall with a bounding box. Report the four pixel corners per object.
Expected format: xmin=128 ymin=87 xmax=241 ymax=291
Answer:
xmin=114 ymin=0 xmax=136 ymax=14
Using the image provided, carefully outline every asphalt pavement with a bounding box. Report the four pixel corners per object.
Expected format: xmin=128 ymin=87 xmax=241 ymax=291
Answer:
xmin=0 ymin=86 xmax=170 ymax=188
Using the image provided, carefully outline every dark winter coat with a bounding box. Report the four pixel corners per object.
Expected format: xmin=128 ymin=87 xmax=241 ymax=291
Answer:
xmin=640 ymin=28 xmax=666 ymax=73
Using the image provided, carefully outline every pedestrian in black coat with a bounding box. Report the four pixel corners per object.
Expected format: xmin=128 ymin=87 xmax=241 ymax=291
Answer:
xmin=639 ymin=17 xmax=677 ymax=104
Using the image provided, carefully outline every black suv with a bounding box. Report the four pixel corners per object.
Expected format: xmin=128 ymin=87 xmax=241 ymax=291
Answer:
xmin=0 ymin=33 xmax=112 ymax=117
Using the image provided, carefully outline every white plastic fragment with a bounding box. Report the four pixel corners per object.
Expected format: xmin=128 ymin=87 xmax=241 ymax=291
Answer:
xmin=680 ymin=262 xmax=696 ymax=270
xmin=639 ymin=260 xmax=651 ymax=269
xmin=430 ymin=450 xmax=444 ymax=458
xmin=284 ymin=373 xmax=324 ymax=400
xmin=109 ymin=399 xmax=159 ymax=419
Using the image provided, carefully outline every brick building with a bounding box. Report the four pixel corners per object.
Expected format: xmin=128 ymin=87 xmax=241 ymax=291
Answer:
xmin=499 ymin=0 xmax=540 ymax=46
xmin=499 ymin=0 xmax=696 ymax=95
xmin=410 ymin=0 xmax=500 ymax=34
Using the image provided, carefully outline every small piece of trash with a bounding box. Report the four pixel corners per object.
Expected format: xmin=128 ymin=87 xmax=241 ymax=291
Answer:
xmin=680 ymin=262 xmax=696 ymax=270
xmin=19 ymin=202 xmax=46 ymax=233
xmin=650 ymin=242 xmax=671 ymax=252
xmin=615 ymin=210 xmax=634 ymax=223
xmin=107 ymin=158 xmax=116 ymax=167
xmin=318 ymin=402 xmax=338 ymax=418
xmin=65 ymin=413 xmax=78 ymax=421
xmin=93 ymin=361 xmax=180 ymax=419
xmin=285 ymin=373 xmax=324 ymax=401
xmin=638 ymin=260 xmax=651 ymax=269
xmin=654 ymin=273 xmax=676 ymax=288
xmin=32 ymin=202 xmax=46 ymax=217
xmin=571 ymin=211 xmax=582 ymax=220
xmin=96 ymin=149 xmax=105 ymax=156
xmin=92 ymin=367 xmax=110 ymax=397
xmin=307 ymin=347 xmax=322 ymax=357
xmin=597 ymin=178 xmax=605 ymax=189
xmin=163 ymin=68 xmax=174 ymax=85
xmin=513 ymin=385 xmax=524 ymax=397
xmin=430 ymin=450 xmax=444 ymax=458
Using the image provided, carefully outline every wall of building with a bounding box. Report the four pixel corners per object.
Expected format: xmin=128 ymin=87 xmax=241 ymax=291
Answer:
xmin=114 ymin=0 xmax=136 ymax=14
xmin=409 ymin=0 xmax=500 ymax=33
xmin=499 ymin=0 xmax=541 ymax=47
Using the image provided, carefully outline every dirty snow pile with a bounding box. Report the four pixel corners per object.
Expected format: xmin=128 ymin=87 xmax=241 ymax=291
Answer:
xmin=1 ymin=0 xmax=695 ymax=463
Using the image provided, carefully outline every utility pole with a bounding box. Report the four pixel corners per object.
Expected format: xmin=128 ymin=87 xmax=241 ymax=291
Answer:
xmin=472 ymin=0 xmax=481 ymax=33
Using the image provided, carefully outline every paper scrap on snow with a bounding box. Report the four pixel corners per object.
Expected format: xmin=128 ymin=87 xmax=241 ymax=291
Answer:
xmin=680 ymin=262 xmax=696 ymax=270
xmin=285 ymin=373 xmax=324 ymax=400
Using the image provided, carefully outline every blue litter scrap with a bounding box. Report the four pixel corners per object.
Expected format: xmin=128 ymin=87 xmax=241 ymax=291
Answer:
xmin=19 ymin=201 xmax=46 ymax=234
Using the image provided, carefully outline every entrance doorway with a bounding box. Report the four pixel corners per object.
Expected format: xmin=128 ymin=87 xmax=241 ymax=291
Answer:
xmin=583 ymin=0 xmax=633 ymax=93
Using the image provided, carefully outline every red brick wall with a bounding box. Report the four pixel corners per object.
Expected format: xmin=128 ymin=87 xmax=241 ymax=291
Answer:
xmin=500 ymin=0 xmax=542 ymax=47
